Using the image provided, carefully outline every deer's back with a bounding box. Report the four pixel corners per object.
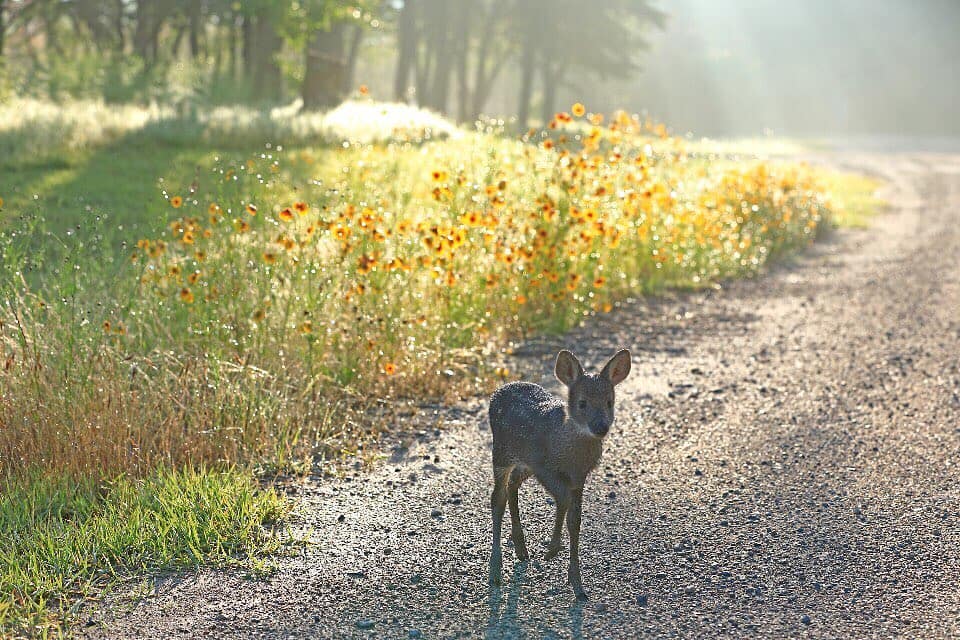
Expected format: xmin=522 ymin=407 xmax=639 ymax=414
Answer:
xmin=489 ymin=382 xmax=564 ymax=461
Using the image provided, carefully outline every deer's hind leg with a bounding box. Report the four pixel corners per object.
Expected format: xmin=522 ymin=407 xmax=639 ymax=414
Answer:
xmin=489 ymin=463 xmax=512 ymax=586
xmin=507 ymin=467 xmax=531 ymax=562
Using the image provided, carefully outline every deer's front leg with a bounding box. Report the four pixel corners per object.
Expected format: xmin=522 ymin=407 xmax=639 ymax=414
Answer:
xmin=545 ymin=498 xmax=568 ymax=560
xmin=566 ymin=488 xmax=587 ymax=600
xmin=536 ymin=470 xmax=571 ymax=561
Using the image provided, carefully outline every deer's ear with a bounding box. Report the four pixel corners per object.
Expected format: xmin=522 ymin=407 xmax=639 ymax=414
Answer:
xmin=555 ymin=350 xmax=584 ymax=387
xmin=601 ymin=349 xmax=631 ymax=386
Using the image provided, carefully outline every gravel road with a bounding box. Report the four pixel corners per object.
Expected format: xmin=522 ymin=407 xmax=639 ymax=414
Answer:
xmin=83 ymin=152 xmax=960 ymax=639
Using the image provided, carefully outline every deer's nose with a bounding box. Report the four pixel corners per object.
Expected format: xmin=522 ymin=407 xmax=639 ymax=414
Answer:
xmin=589 ymin=420 xmax=609 ymax=437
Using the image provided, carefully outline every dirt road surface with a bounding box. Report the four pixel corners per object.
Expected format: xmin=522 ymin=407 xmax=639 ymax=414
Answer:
xmin=82 ymin=152 xmax=960 ymax=639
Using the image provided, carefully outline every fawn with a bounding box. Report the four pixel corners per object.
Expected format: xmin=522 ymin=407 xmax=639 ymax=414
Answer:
xmin=487 ymin=349 xmax=632 ymax=599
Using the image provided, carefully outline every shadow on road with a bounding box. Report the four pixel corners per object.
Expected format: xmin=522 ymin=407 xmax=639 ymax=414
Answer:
xmin=485 ymin=562 xmax=587 ymax=640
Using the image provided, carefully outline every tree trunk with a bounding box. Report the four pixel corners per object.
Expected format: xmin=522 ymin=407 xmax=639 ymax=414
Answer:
xmin=213 ymin=22 xmax=224 ymax=78
xmin=457 ymin=23 xmax=473 ymax=123
xmin=170 ymin=23 xmax=187 ymax=58
xmin=188 ymin=1 xmax=201 ymax=60
xmin=44 ymin=11 xmax=62 ymax=56
xmin=251 ymin=10 xmax=282 ymax=99
xmin=455 ymin=5 xmax=472 ymax=123
xmin=413 ymin=1 xmax=433 ymax=107
xmin=149 ymin=15 xmax=162 ymax=64
xmin=517 ymin=40 xmax=536 ymax=131
xmin=1 ymin=0 xmax=7 ymax=57
xmin=468 ymin=0 xmax=507 ymax=120
xmin=71 ymin=1 xmax=110 ymax=52
xmin=302 ymin=21 xmax=347 ymax=111
xmin=393 ymin=0 xmax=417 ymax=101
xmin=414 ymin=46 xmax=430 ymax=107
xmin=229 ymin=14 xmax=239 ymax=80
xmin=341 ymin=24 xmax=364 ymax=95
xmin=115 ymin=0 xmax=125 ymax=53
xmin=424 ymin=0 xmax=452 ymax=112
xmin=134 ymin=2 xmax=151 ymax=61
xmin=540 ymin=63 xmax=560 ymax=126
xmin=241 ymin=12 xmax=253 ymax=77
xmin=469 ymin=55 xmax=507 ymax=121
xmin=133 ymin=0 xmax=163 ymax=67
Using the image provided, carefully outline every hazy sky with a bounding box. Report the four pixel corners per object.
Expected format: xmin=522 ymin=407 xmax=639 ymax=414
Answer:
xmin=612 ymin=0 xmax=960 ymax=136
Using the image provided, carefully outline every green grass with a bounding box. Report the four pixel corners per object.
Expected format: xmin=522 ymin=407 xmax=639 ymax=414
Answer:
xmin=0 ymin=140 xmax=223 ymax=288
xmin=0 ymin=468 xmax=287 ymax=636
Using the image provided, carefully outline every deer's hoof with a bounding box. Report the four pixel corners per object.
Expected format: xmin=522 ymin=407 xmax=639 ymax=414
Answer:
xmin=489 ymin=554 xmax=502 ymax=586
xmin=567 ymin=568 xmax=587 ymax=599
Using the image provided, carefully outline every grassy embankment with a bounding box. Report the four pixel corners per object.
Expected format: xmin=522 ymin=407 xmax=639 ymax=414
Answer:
xmin=0 ymin=98 xmax=881 ymax=634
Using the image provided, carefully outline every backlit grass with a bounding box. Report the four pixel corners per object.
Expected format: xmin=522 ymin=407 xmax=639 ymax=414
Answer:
xmin=2 ymin=105 xmax=840 ymax=480
xmin=0 ymin=99 xmax=882 ymax=632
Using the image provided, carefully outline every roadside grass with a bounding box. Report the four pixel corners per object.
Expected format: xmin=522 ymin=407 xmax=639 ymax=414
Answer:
xmin=820 ymin=170 xmax=885 ymax=227
xmin=0 ymin=467 xmax=287 ymax=635
xmin=3 ymin=108 xmax=837 ymax=478
xmin=0 ymin=99 xmax=881 ymax=633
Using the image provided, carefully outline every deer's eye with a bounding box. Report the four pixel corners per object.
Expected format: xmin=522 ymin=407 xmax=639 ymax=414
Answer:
xmin=578 ymin=400 xmax=587 ymax=410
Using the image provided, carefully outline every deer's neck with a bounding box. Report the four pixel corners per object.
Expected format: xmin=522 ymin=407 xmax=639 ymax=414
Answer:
xmin=559 ymin=417 xmax=604 ymax=476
